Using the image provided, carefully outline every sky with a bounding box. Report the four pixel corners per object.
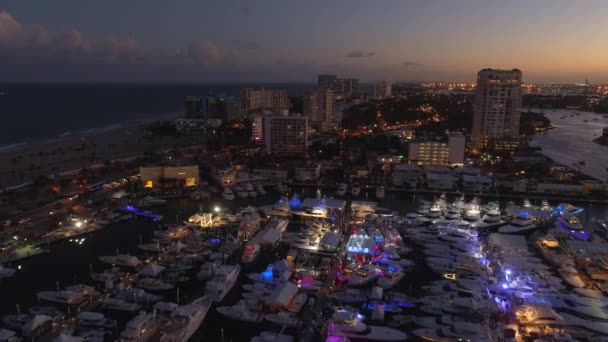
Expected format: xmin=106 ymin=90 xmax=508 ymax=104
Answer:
xmin=0 ymin=0 xmax=607 ymax=83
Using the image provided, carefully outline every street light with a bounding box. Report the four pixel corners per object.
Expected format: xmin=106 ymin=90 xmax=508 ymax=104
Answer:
xmin=214 ymin=206 xmax=221 ymax=213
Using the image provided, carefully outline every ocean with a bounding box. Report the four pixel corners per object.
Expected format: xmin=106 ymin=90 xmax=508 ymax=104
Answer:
xmin=0 ymin=83 xmax=315 ymax=148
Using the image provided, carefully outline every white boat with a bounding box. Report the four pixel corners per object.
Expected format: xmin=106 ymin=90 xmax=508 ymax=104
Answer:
xmin=376 ymin=186 xmax=385 ymax=199
xmin=0 ymin=265 xmax=16 ymax=279
xmin=0 ymin=329 xmax=21 ymax=342
xmin=136 ymin=278 xmax=174 ymax=291
xmin=100 ymin=297 xmax=141 ymax=312
xmin=351 ymin=183 xmax=361 ymax=196
xmin=329 ymin=309 xmax=408 ymax=341
xmin=473 ymin=208 xmax=504 ymax=229
xmin=77 ymin=312 xmax=116 ymax=330
xmin=336 ymin=183 xmax=348 ymax=196
xmin=330 ymin=289 xmax=368 ymax=304
xmin=377 ymin=268 xmax=406 ymax=289
xmin=205 ymin=264 xmax=240 ymax=302
xmin=241 ymin=242 xmax=261 ymax=263
xmin=264 ymin=312 xmax=302 ymax=328
xmin=98 ymin=254 xmax=142 ymax=268
xmin=348 ymin=266 xmax=381 ymax=287
xmin=499 ymin=211 xmax=536 ymax=234
xmin=36 ymin=291 xmax=86 ymax=306
xmin=557 ymin=265 xmax=585 ymax=288
xmin=216 ymin=304 xmax=263 ymax=323
xmin=159 ymin=296 xmax=212 ymax=342
xmin=119 ymin=312 xmax=158 ymax=342
xmin=222 ymin=188 xmax=235 ymax=201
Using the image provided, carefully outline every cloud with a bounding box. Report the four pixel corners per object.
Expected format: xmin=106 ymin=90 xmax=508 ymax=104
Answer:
xmin=403 ymin=61 xmax=421 ymax=68
xmin=345 ymin=50 xmax=375 ymax=58
xmin=239 ymin=7 xmax=252 ymax=16
xmin=227 ymin=39 xmax=260 ymax=50
xmin=186 ymin=41 xmax=222 ymax=65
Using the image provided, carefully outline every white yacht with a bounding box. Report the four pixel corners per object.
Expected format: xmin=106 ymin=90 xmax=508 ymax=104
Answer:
xmin=119 ymin=312 xmax=158 ymax=342
xmin=0 ymin=329 xmax=20 ymax=342
xmin=556 ymin=214 xmax=588 ymax=239
xmin=376 ymin=186 xmax=385 ymax=199
xmin=36 ymin=290 xmax=86 ymax=306
xmin=473 ymin=208 xmax=504 ymax=229
xmin=330 ymin=289 xmax=368 ymax=304
xmin=499 ymin=211 xmax=536 ymax=234
xmin=443 ymin=207 xmax=461 ymax=221
xmin=222 ymin=187 xmax=235 ymax=201
xmin=336 ymin=183 xmax=347 ymax=196
xmin=264 ymin=312 xmax=302 ymax=328
xmin=98 ymin=254 xmax=142 ymax=268
xmin=328 ymin=309 xmax=408 ymax=341
xmin=377 ymin=268 xmax=406 ymax=289
xmin=348 ymin=266 xmax=381 ymax=287
xmin=0 ymin=265 xmax=16 ymax=279
xmin=424 ymin=203 xmax=443 ymax=224
xmin=241 ymin=242 xmax=261 ymax=263
xmin=159 ymin=296 xmax=212 ymax=342
xmin=136 ymin=278 xmax=174 ymax=291
xmin=205 ymin=264 xmax=240 ymax=302
xmin=100 ymin=297 xmax=141 ymax=312
xmin=216 ymin=303 xmax=263 ymax=323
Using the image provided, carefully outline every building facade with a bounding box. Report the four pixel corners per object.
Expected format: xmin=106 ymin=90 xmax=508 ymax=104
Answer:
xmin=241 ymin=88 xmax=290 ymax=113
xmin=140 ymin=165 xmax=199 ymax=189
xmin=263 ymin=113 xmax=308 ymax=156
xmin=408 ymin=132 xmax=465 ymax=166
xmin=303 ymin=89 xmax=335 ymax=131
xmin=372 ymin=81 xmax=392 ymax=99
xmin=206 ymin=94 xmax=238 ymax=121
xmin=472 ymin=68 xmax=523 ymax=143
xmin=184 ymin=96 xmax=203 ymax=119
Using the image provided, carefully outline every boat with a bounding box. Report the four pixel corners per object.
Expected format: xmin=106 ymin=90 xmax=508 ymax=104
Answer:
xmin=139 ymin=196 xmax=167 ymax=207
xmin=27 ymin=306 xmax=64 ymax=322
xmin=77 ymin=312 xmax=117 ymax=330
xmin=336 ymin=183 xmax=348 ymax=196
xmin=119 ymin=312 xmax=158 ymax=342
xmin=0 ymin=329 xmax=21 ymax=342
xmin=36 ymin=290 xmax=87 ymax=306
xmin=376 ymin=186 xmax=385 ymax=199
xmin=249 ymin=190 xmax=258 ymax=198
xmin=328 ymin=308 xmax=408 ymax=341
xmin=136 ymin=278 xmax=174 ymax=291
xmin=222 ymin=187 xmax=235 ymax=201
xmin=244 ymin=183 xmax=254 ymax=192
xmin=205 ymin=264 xmax=241 ymax=302
xmin=473 ymin=207 xmax=504 ymax=229
xmin=0 ymin=265 xmax=16 ymax=279
xmin=115 ymin=287 xmax=164 ymax=304
xmin=100 ymin=297 xmax=142 ymax=312
xmin=330 ymin=289 xmax=368 ymax=304
xmin=499 ymin=211 xmax=536 ymax=234
xmin=98 ymin=254 xmax=142 ymax=268
xmin=255 ymin=184 xmax=267 ymax=195
xmin=216 ymin=304 xmax=263 ymax=323
xmin=348 ymin=266 xmax=382 ymax=287
xmin=159 ymin=296 xmax=212 ymax=342
xmin=377 ymin=268 xmax=406 ymax=289
xmin=1 ymin=314 xmax=52 ymax=339
xmin=234 ymin=185 xmax=248 ymax=198
xmin=197 ymin=260 xmax=221 ymax=281
xmin=264 ymin=312 xmax=302 ymax=328
xmin=351 ymin=182 xmax=361 ymax=196
xmin=241 ymin=242 xmax=261 ymax=263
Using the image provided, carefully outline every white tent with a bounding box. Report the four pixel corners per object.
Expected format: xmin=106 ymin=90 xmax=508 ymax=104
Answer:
xmin=138 ymin=263 xmax=165 ymax=277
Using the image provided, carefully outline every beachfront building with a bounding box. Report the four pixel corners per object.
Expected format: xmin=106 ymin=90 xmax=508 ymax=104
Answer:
xmin=371 ymin=81 xmax=392 ymax=100
xmin=408 ymin=132 xmax=466 ymax=166
xmin=140 ymin=164 xmax=199 ymax=189
xmin=303 ymin=89 xmax=335 ymax=132
xmin=472 ymin=68 xmax=523 ymax=148
xmin=206 ymin=94 xmax=238 ymax=121
xmin=241 ymin=88 xmax=290 ymax=113
xmin=263 ymin=112 xmax=308 ymax=156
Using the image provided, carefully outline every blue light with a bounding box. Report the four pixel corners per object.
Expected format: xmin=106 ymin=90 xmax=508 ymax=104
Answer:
xmin=505 ymin=269 xmax=512 ymax=275
xmin=556 ymin=205 xmax=564 ymax=211
xmin=121 ymin=205 xmax=138 ymax=212
xmin=289 ymin=194 xmax=302 ymax=209
xmin=387 ymin=267 xmax=398 ymax=272
xmin=519 ymin=211 xmax=529 ymax=217
xmin=501 ymin=283 xmax=509 ymax=289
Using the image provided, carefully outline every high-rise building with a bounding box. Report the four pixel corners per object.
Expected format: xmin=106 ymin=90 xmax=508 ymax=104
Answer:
xmin=342 ymin=78 xmax=359 ymax=97
xmin=303 ymin=89 xmax=335 ymax=131
xmin=263 ymin=112 xmax=308 ymax=156
xmin=318 ymin=74 xmax=337 ymax=90
xmin=206 ymin=94 xmax=238 ymax=121
xmin=184 ymin=96 xmax=203 ymax=118
xmin=472 ymin=68 xmax=523 ymax=142
xmin=241 ymin=88 xmax=290 ymax=113
xmin=372 ymin=81 xmax=392 ymax=99
xmin=408 ymin=132 xmax=465 ymax=166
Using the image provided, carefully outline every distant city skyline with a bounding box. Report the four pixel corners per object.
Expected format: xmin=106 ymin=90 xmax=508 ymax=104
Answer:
xmin=1 ymin=1 xmax=608 ymax=83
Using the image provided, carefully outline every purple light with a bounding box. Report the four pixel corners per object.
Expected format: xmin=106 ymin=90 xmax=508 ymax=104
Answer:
xmin=505 ymin=269 xmax=512 ymax=275
xmin=501 ymin=283 xmax=509 ymax=289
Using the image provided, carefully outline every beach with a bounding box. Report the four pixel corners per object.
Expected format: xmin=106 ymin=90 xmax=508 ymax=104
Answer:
xmin=0 ymin=123 xmax=202 ymax=188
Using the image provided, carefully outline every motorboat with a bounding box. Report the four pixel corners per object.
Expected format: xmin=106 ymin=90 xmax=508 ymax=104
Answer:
xmin=248 ymin=262 xmax=292 ymax=285
xmin=136 ymin=278 xmax=174 ymax=291
xmin=499 ymin=211 xmax=536 ymax=234
xmin=443 ymin=207 xmax=461 ymax=221
xmin=264 ymin=312 xmax=302 ymax=328
xmin=241 ymin=242 xmax=261 ymax=263
xmin=119 ymin=312 xmax=158 ymax=342
xmin=98 ymin=254 xmax=142 ymax=268
xmin=377 ymin=268 xmax=406 ymax=289
xmin=77 ymin=312 xmax=117 ymax=330
xmin=0 ymin=329 xmax=21 ymax=342
xmin=336 ymin=183 xmax=348 ymax=196
xmin=100 ymin=297 xmax=141 ymax=312
xmin=27 ymin=306 xmax=64 ymax=322
xmin=1 ymin=314 xmax=52 ymax=339
xmin=328 ymin=308 xmax=408 ymax=341
xmin=348 ymin=266 xmax=382 ymax=287
xmin=473 ymin=207 xmax=504 ymax=229
xmin=115 ymin=287 xmax=164 ymax=304
xmin=159 ymin=296 xmax=212 ymax=342
xmin=36 ymin=290 xmax=86 ymax=306
xmin=216 ymin=303 xmax=263 ymax=323
xmin=376 ymin=186 xmax=385 ymax=199
xmin=0 ymin=265 xmax=16 ymax=279
xmin=556 ymin=214 xmax=588 ymax=239
xmin=205 ymin=264 xmax=241 ymax=302
xmin=557 ymin=265 xmax=585 ymax=288
xmin=222 ymin=187 xmax=235 ymax=201
xmin=330 ymin=289 xmax=368 ymax=304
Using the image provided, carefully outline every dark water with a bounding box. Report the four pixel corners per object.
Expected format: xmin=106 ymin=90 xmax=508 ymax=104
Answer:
xmin=0 ymin=83 xmax=315 ymax=147
xmin=1 ymin=189 xmax=607 ymax=341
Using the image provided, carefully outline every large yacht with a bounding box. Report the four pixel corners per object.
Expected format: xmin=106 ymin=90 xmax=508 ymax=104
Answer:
xmin=36 ymin=290 xmax=86 ymax=306
xmin=499 ymin=211 xmax=536 ymax=234
xmin=98 ymin=254 xmax=142 ymax=268
xmin=328 ymin=308 xmax=408 ymax=341
xmin=473 ymin=206 xmax=504 ymax=229
xmin=119 ymin=312 xmax=158 ymax=342
xmin=556 ymin=214 xmax=588 ymax=239
xmin=205 ymin=264 xmax=241 ymax=302
xmin=159 ymin=296 xmax=212 ymax=342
